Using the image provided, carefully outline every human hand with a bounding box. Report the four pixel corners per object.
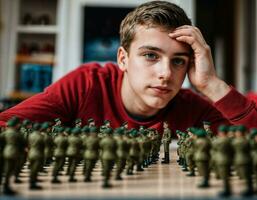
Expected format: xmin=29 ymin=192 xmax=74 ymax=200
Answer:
xmin=169 ymin=25 xmax=230 ymax=101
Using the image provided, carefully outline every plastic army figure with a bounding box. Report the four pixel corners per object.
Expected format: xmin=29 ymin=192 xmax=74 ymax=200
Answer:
xmin=87 ymin=118 xmax=95 ymax=127
xmin=100 ymin=128 xmax=117 ymax=188
xmin=193 ymin=128 xmax=211 ymax=188
xmin=2 ymin=117 xmax=22 ymax=195
xmin=126 ymin=129 xmax=140 ymax=175
xmin=51 ymin=118 xmax=62 ymax=136
xmin=66 ymin=127 xmax=82 ymax=182
xmin=83 ymin=126 xmax=100 ymax=182
xmin=137 ymin=127 xmax=146 ymax=171
xmin=250 ymin=128 xmax=257 ymax=193
xmin=75 ymin=118 xmax=82 ymax=128
xmin=213 ymin=125 xmax=233 ymax=197
xmin=185 ymin=128 xmax=196 ymax=176
xmin=114 ymin=127 xmax=130 ymax=180
xmin=42 ymin=122 xmax=54 ymax=166
xmin=0 ymin=128 xmax=4 ymax=186
xmin=203 ymin=121 xmax=214 ymax=138
xmin=28 ymin=123 xmax=45 ymax=190
xmin=232 ymin=125 xmax=253 ymax=196
xmin=51 ymin=127 xmax=68 ymax=183
xmin=161 ymin=121 xmax=172 ymax=164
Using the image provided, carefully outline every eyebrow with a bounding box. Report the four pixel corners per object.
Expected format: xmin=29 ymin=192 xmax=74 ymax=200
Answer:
xmin=138 ymin=45 xmax=191 ymax=57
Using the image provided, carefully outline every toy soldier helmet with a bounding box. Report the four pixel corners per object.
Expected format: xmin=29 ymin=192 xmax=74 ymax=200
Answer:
xmin=88 ymin=118 xmax=94 ymax=123
xmin=203 ymin=121 xmax=211 ymax=125
xmin=187 ymin=127 xmax=196 ymax=133
xmin=72 ymin=127 xmax=81 ymax=134
xmin=75 ymin=118 xmax=82 ymax=124
xmin=54 ymin=118 xmax=61 ymax=122
xmin=33 ymin=123 xmax=41 ymax=130
xmin=7 ymin=116 xmax=19 ymax=127
xmin=81 ymin=126 xmax=90 ymax=133
xmin=41 ymin=122 xmax=49 ymax=130
xmin=176 ymin=130 xmax=181 ymax=135
xmin=218 ymin=125 xmax=228 ymax=132
xmin=22 ymin=119 xmax=30 ymax=126
xmin=236 ymin=125 xmax=246 ymax=132
xmin=104 ymin=119 xmax=110 ymax=124
xmin=89 ymin=126 xmax=98 ymax=133
xmin=196 ymin=129 xmax=207 ymax=137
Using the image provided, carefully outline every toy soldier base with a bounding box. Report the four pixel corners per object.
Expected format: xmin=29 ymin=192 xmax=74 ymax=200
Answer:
xmin=161 ymin=152 xmax=170 ymax=164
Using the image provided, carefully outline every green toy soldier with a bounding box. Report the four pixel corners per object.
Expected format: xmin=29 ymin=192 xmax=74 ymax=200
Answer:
xmin=2 ymin=116 xmax=21 ymax=195
xmin=51 ymin=127 xmax=68 ymax=183
xmin=66 ymin=127 xmax=82 ymax=182
xmin=232 ymin=125 xmax=253 ymax=196
xmin=193 ymin=128 xmax=211 ymax=188
xmin=28 ymin=123 xmax=45 ymax=190
xmin=203 ymin=121 xmax=214 ymax=138
xmin=42 ymin=122 xmax=54 ymax=166
xmin=51 ymin=118 xmax=62 ymax=136
xmin=161 ymin=121 xmax=172 ymax=164
xmin=213 ymin=125 xmax=233 ymax=197
xmin=114 ymin=127 xmax=130 ymax=180
xmin=250 ymin=128 xmax=257 ymax=193
xmin=185 ymin=127 xmax=196 ymax=176
xmin=0 ymin=129 xmax=4 ymax=186
xmin=75 ymin=118 xmax=82 ymax=128
xmin=83 ymin=126 xmax=100 ymax=182
xmin=100 ymin=128 xmax=117 ymax=188
xmin=126 ymin=129 xmax=140 ymax=175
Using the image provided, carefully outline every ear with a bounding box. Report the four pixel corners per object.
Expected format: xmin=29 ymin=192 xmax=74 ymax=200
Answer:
xmin=117 ymin=46 xmax=128 ymax=71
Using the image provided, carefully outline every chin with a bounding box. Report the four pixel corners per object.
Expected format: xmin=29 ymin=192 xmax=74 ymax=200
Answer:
xmin=147 ymin=98 xmax=170 ymax=109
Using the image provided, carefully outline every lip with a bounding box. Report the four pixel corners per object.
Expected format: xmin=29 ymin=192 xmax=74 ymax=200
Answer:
xmin=150 ymin=86 xmax=171 ymax=94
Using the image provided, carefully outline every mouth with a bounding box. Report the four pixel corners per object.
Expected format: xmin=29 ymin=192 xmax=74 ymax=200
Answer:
xmin=149 ymin=86 xmax=172 ymax=95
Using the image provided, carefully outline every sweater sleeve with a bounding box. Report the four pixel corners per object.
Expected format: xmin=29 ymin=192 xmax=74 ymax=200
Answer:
xmin=214 ymin=87 xmax=257 ymax=128
xmin=0 ymin=66 xmax=87 ymax=125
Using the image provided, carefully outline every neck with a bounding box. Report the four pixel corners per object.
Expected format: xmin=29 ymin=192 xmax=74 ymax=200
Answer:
xmin=121 ymin=74 xmax=160 ymax=118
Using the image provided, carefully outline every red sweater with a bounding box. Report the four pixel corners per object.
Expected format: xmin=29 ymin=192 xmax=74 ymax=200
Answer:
xmin=0 ymin=62 xmax=256 ymax=132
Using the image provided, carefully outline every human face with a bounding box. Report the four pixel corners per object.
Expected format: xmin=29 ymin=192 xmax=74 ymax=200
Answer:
xmin=118 ymin=25 xmax=191 ymax=116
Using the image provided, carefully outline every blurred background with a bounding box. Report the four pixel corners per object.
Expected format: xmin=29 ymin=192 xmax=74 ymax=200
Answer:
xmin=0 ymin=0 xmax=256 ymax=111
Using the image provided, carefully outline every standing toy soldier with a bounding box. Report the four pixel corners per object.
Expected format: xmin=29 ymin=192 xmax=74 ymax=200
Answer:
xmin=232 ymin=125 xmax=253 ymax=196
xmin=42 ymin=122 xmax=54 ymax=166
xmin=83 ymin=126 xmax=100 ymax=182
xmin=193 ymin=128 xmax=211 ymax=188
xmin=114 ymin=127 xmax=129 ymax=180
xmin=250 ymin=128 xmax=257 ymax=193
xmin=126 ymin=129 xmax=140 ymax=175
xmin=213 ymin=125 xmax=233 ymax=197
xmin=66 ymin=127 xmax=82 ymax=182
xmin=51 ymin=118 xmax=62 ymax=136
xmin=75 ymin=118 xmax=82 ymax=128
xmin=185 ymin=127 xmax=196 ymax=176
xmin=28 ymin=123 xmax=45 ymax=190
xmin=2 ymin=117 xmax=21 ymax=195
xmin=51 ymin=127 xmax=68 ymax=183
xmin=161 ymin=121 xmax=172 ymax=164
xmin=203 ymin=121 xmax=214 ymax=138
xmin=0 ymin=128 xmax=5 ymax=186
xmin=100 ymin=128 xmax=117 ymax=188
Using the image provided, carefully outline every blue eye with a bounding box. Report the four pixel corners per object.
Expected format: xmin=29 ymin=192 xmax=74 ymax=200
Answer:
xmin=172 ymin=58 xmax=185 ymax=66
xmin=144 ymin=53 xmax=159 ymax=61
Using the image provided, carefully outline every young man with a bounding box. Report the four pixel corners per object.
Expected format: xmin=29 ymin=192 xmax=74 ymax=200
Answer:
xmin=0 ymin=1 xmax=256 ymax=132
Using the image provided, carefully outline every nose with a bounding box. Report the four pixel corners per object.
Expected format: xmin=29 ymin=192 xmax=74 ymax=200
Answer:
xmin=157 ymin=61 xmax=172 ymax=80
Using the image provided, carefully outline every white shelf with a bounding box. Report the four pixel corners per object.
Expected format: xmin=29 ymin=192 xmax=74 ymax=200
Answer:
xmin=17 ymin=25 xmax=58 ymax=34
